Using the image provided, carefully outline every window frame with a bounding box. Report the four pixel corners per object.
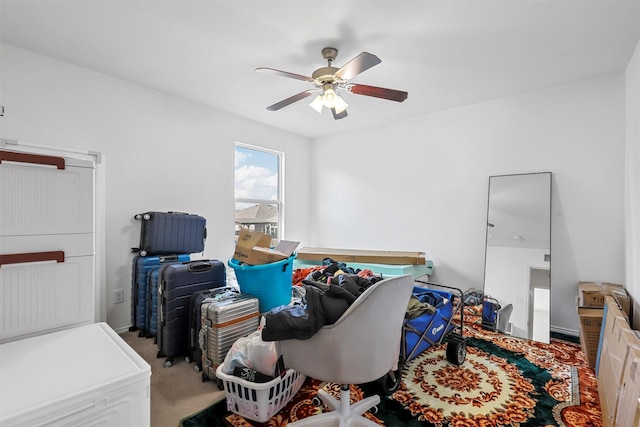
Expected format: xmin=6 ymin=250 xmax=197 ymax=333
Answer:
xmin=234 ymin=142 xmax=284 ymax=242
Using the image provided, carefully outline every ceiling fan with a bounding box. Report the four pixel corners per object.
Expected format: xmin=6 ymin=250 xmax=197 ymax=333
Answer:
xmin=256 ymin=47 xmax=408 ymax=120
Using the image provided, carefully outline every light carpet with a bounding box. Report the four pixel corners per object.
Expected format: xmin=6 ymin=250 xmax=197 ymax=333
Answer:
xmin=120 ymin=330 xmax=226 ymax=427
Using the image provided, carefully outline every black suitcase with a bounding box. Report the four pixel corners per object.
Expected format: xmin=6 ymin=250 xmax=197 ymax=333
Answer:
xmin=134 ymin=211 xmax=207 ymax=256
xmin=130 ymin=254 xmax=190 ymax=336
xmin=187 ymin=286 xmax=243 ymax=372
xmin=157 ymin=259 xmax=226 ymax=367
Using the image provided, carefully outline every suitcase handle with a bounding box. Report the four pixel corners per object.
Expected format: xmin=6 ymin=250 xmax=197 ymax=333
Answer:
xmin=186 ymin=260 xmax=213 ymax=272
xmin=159 ymin=254 xmax=182 ymax=263
xmin=0 ymin=251 xmax=65 ymax=267
xmin=0 ymin=150 xmax=66 ymax=170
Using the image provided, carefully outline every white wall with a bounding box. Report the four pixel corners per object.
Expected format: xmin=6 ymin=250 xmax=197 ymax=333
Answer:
xmin=311 ymin=74 xmax=627 ymax=334
xmin=1 ymin=42 xmax=634 ymax=335
xmin=0 ymin=43 xmax=313 ymax=332
xmin=626 ymin=38 xmax=640 ymax=328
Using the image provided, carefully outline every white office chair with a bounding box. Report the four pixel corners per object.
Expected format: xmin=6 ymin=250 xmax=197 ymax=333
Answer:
xmin=496 ymin=303 xmax=513 ymax=334
xmin=277 ymin=274 xmax=415 ymax=427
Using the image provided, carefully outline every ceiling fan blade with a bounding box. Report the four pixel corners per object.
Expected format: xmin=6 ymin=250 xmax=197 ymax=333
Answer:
xmin=266 ymin=89 xmax=317 ymax=111
xmin=256 ymin=67 xmax=314 ymax=82
xmin=334 ymin=52 xmax=381 ymax=81
xmin=346 ymin=83 xmax=408 ymax=102
xmin=331 ymin=108 xmax=348 ymax=120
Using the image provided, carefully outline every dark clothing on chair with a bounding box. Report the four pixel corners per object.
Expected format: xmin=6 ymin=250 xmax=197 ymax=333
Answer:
xmin=261 ymin=274 xmax=377 ymax=341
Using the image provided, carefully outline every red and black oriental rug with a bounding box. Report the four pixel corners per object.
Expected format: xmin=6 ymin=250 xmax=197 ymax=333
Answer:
xmin=180 ymin=323 xmax=601 ymax=427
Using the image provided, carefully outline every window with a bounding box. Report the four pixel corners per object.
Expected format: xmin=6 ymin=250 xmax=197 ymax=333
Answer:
xmin=234 ymin=143 xmax=283 ymax=242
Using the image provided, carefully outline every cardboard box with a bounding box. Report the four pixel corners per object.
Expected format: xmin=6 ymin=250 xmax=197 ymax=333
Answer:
xmin=233 ymin=229 xmax=299 ymax=265
xmin=597 ymin=297 xmax=640 ymax=427
xmin=577 ymin=306 xmax=604 ymax=368
xmin=615 ymin=345 xmax=640 ymax=427
xmin=296 ymin=247 xmax=427 ymax=265
xmin=577 ymin=281 xmax=631 ymax=318
xmin=578 ymin=282 xmax=605 ymax=307
xmin=603 ymin=283 xmax=631 ymax=317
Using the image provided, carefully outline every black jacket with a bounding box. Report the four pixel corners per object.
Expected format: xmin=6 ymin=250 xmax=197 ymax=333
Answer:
xmin=261 ymin=275 xmax=379 ymax=341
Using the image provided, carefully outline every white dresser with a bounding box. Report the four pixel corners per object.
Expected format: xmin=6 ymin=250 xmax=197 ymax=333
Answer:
xmin=0 ymin=145 xmax=96 ymax=343
xmin=0 ymin=322 xmax=151 ymax=426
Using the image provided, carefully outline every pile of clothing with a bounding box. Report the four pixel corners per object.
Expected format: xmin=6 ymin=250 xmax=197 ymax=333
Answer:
xmin=261 ymin=259 xmax=384 ymax=341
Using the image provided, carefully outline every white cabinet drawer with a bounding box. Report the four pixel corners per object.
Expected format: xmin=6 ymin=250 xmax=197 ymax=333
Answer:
xmin=0 ymin=253 xmax=95 ymax=343
xmin=0 ymin=233 xmax=94 ymax=256
xmin=0 ymin=150 xmax=95 ymax=237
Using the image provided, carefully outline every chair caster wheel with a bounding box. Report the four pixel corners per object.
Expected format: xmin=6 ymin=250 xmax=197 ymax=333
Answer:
xmin=377 ymin=369 xmax=401 ymax=395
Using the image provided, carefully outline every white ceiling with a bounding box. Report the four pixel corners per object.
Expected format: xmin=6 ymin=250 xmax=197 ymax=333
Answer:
xmin=1 ymin=0 xmax=639 ymax=139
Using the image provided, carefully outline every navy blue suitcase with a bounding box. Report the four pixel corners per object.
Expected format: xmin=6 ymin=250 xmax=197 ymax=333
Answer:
xmin=146 ymin=267 xmax=161 ymax=338
xmin=134 ymin=211 xmax=207 ymax=256
xmin=130 ymin=254 xmax=190 ymax=336
xmin=157 ymin=259 xmax=226 ymax=367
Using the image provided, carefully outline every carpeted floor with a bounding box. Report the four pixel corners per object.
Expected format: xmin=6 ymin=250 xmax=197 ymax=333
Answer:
xmin=121 ymin=300 xmax=600 ymax=427
xmin=120 ymin=330 xmax=226 ymax=427
xmin=181 ymin=319 xmax=602 ymax=427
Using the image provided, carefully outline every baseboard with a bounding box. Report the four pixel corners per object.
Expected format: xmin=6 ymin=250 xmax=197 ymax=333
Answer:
xmin=550 ymin=325 xmax=579 ymax=337
xmin=114 ymin=325 xmax=134 ymax=334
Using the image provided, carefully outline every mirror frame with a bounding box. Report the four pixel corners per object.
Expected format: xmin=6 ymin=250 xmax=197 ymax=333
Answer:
xmin=482 ymin=172 xmax=552 ymax=342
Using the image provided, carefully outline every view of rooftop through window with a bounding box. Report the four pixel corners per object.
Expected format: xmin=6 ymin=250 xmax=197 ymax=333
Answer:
xmin=234 ymin=144 xmax=281 ymax=240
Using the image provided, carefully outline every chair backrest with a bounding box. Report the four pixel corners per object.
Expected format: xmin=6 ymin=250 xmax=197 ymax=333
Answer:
xmin=278 ymin=274 xmax=415 ymax=384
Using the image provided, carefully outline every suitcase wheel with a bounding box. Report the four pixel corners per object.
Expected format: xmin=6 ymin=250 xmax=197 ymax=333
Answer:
xmin=184 ymin=356 xmax=191 ymax=364
xmin=143 ymin=213 xmax=151 ymax=220
xmin=164 ymin=359 xmax=173 ymax=368
xmin=193 ymin=364 xmax=201 ymax=373
xmin=134 ymin=214 xmax=142 ymax=220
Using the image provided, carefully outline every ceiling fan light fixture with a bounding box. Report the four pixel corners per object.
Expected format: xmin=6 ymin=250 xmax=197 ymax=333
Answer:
xmin=310 ymin=85 xmax=348 ymax=114
xmin=333 ymin=95 xmax=349 ymax=114
xmin=321 ymin=85 xmax=337 ymax=108
xmin=309 ymin=95 xmax=324 ymax=113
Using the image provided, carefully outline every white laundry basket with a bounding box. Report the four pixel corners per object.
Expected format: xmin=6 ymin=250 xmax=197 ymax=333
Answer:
xmin=215 ymin=365 xmax=306 ymax=423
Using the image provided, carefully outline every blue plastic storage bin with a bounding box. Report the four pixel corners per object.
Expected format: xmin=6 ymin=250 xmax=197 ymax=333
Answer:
xmin=228 ymin=253 xmax=296 ymax=313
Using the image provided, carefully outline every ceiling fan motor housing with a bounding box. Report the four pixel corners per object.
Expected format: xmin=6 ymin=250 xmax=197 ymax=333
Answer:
xmin=313 ymin=47 xmax=341 ymax=85
xmin=312 ymin=67 xmax=340 ymax=84
xmin=321 ymin=47 xmax=338 ymax=62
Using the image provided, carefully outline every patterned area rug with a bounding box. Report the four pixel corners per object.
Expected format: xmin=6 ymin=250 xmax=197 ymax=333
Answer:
xmin=180 ymin=321 xmax=601 ymax=427
xmin=394 ymin=334 xmax=598 ymax=426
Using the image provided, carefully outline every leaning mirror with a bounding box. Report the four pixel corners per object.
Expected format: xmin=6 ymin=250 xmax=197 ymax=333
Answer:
xmin=483 ymin=172 xmax=551 ymax=343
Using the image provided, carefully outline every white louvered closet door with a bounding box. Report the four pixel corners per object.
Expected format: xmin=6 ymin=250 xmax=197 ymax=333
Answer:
xmin=0 ymin=146 xmax=96 ymax=343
